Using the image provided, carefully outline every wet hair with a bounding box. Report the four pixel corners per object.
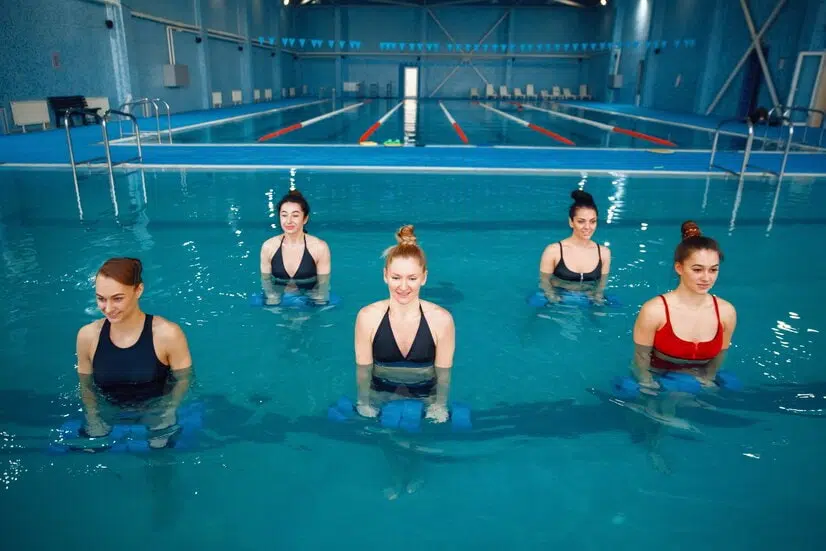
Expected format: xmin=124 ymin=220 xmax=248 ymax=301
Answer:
xmin=97 ymin=257 xmax=143 ymax=287
xmin=674 ymin=221 xmax=723 ymax=264
xmin=383 ymin=225 xmax=427 ymax=271
xmin=568 ymin=189 xmax=598 ymax=219
xmin=276 ymin=189 xmax=310 ymax=218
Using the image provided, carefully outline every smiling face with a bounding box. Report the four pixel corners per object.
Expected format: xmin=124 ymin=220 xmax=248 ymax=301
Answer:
xmin=569 ymin=206 xmax=597 ymax=241
xmin=279 ymin=201 xmax=308 ymax=235
xmin=675 ymin=249 xmax=720 ymax=294
xmin=383 ymin=256 xmax=427 ymax=305
xmin=95 ymin=275 xmax=142 ymax=324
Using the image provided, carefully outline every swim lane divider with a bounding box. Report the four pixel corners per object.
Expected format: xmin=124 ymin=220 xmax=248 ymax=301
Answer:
xmin=258 ymin=101 xmax=367 ymax=142
xmin=516 ymin=102 xmax=677 ymax=148
xmin=359 ymin=101 xmax=404 ymax=143
xmin=438 ymin=101 xmax=469 ymax=144
xmin=477 ymin=102 xmax=575 ymax=146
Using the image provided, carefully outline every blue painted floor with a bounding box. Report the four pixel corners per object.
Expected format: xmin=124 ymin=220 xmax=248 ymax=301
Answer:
xmin=1 ymin=99 xmax=825 ymax=175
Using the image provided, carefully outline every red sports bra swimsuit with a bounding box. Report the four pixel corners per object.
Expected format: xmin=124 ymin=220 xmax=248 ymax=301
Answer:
xmin=651 ymin=294 xmax=724 ymax=370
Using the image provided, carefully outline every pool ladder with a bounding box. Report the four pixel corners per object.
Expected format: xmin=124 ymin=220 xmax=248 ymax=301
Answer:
xmin=117 ymin=97 xmax=172 ymax=144
xmin=762 ymin=105 xmax=826 ymax=150
xmin=64 ymin=108 xmax=144 ymax=219
xmin=709 ymin=116 xmax=793 ymax=181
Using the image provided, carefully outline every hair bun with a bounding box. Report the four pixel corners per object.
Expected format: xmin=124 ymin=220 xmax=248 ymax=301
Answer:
xmin=396 ymin=224 xmax=417 ymax=246
xmin=288 ymin=189 xmax=303 ymax=197
xmin=571 ymin=189 xmax=594 ymax=204
xmin=681 ymin=220 xmax=702 ymax=240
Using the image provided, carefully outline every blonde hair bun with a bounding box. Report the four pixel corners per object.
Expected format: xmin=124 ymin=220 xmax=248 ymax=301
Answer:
xmin=396 ymin=224 xmax=417 ymax=246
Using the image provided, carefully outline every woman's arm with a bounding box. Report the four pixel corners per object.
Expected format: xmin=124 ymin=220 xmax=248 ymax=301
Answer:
xmin=159 ymin=320 xmax=194 ymax=413
xmin=260 ymin=241 xmax=281 ymax=305
xmin=632 ymin=299 xmax=662 ymax=389
xmin=425 ymin=310 xmax=456 ymax=423
xmin=593 ymin=246 xmax=612 ymax=303
xmin=538 ymin=244 xmax=560 ymax=302
xmin=701 ymin=300 xmax=738 ymax=385
xmin=76 ymin=323 xmax=108 ymax=435
xmin=313 ymin=240 xmax=332 ymax=302
xmin=354 ymin=308 xmax=377 ymax=416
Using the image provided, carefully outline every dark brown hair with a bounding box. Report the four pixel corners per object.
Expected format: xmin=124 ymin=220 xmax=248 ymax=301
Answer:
xmin=97 ymin=257 xmax=143 ymax=286
xmin=383 ymin=225 xmax=426 ymax=270
xmin=277 ymin=189 xmax=310 ymax=218
xmin=674 ymin=220 xmax=723 ymax=263
xmin=569 ymin=189 xmax=598 ymax=219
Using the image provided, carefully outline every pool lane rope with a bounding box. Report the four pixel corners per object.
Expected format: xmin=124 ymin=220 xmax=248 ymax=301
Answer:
xmin=438 ymin=101 xmax=469 ymax=144
xmin=515 ymin=102 xmax=677 ymax=147
xmin=476 ymin=102 xmax=575 ymax=145
xmin=358 ymin=101 xmax=404 ymax=143
xmin=258 ymin=101 xmax=367 ymax=142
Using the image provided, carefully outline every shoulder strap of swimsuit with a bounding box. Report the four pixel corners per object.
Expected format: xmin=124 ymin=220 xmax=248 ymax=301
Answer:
xmin=658 ymin=295 xmax=671 ymax=325
xmin=596 ymin=243 xmax=601 ymax=261
xmin=557 ymin=242 xmax=563 ymax=258
xmin=712 ymin=295 xmax=721 ymax=324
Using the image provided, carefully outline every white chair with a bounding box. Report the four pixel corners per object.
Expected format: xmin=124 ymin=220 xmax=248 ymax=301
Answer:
xmin=264 ymin=88 xmax=273 ymax=101
xmin=499 ymin=85 xmax=512 ymax=99
xmin=551 ymin=86 xmax=562 ymax=100
xmin=282 ymin=88 xmax=288 ymax=98
xmin=579 ymin=84 xmax=592 ymax=100
xmin=540 ymin=89 xmax=551 ymax=101
xmin=85 ymin=97 xmax=110 ymax=116
xmin=526 ymin=84 xmax=537 ymax=101
xmin=212 ymin=92 xmax=223 ymax=108
xmin=562 ymin=88 xmax=576 ymax=100
xmin=10 ymin=100 xmax=50 ymax=131
xmin=513 ymin=87 xmax=525 ymax=100
xmin=231 ymin=89 xmax=242 ymax=105
xmin=302 ymin=85 xmax=308 ymax=96
xmin=470 ymin=87 xmax=479 ymax=99
xmin=254 ymin=89 xmax=261 ymax=103
xmin=289 ymin=88 xmax=296 ymax=97
xmin=485 ymin=83 xmax=497 ymax=99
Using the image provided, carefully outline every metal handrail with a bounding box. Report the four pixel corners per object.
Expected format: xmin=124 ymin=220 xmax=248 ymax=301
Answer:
xmin=64 ymin=108 xmax=143 ymax=219
xmin=117 ymin=98 xmax=160 ymax=142
xmin=762 ymin=105 xmax=826 ymax=149
xmin=709 ymin=118 xmax=754 ymax=178
xmin=150 ymin=98 xmax=172 ymax=143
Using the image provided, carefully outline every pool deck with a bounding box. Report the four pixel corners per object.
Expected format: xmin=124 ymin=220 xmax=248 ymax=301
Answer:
xmin=1 ymin=99 xmax=825 ymax=176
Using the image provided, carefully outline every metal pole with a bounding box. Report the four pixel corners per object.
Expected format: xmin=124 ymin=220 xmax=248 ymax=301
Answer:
xmin=64 ymin=115 xmax=83 ymax=220
xmin=739 ymin=121 xmax=754 ymax=176
xmin=705 ymin=0 xmax=786 ymax=114
xmin=709 ymin=130 xmax=720 ymax=169
xmin=779 ymin=124 xmax=794 ymax=180
xmin=429 ymin=64 xmax=462 ymax=98
xmin=740 ymin=0 xmax=781 ymax=111
xmin=101 ymin=117 xmax=119 ymax=217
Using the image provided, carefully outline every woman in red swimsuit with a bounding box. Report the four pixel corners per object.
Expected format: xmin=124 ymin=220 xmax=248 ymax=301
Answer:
xmin=632 ymin=221 xmax=738 ymax=390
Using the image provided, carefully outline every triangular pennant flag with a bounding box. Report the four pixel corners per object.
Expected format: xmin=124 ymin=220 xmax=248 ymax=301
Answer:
xmin=350 ymin=40 xmax=358 ymax=49
xmin=581 ymin=43 xmax=587 ymax=50
xmin=400 ymin=43 xmax=406 ymax=51
xmin=473 ymin=44 xmax=479 ymax=51
xmin=535 ymin=44 xmax=543 ymax=52
xmin=554 ymin=44 xmax=561 ymax=51
xmin=590 ymin=43 xmax=597 ymax=50
xmin=339 ymin=40 xmax=345 ymax=48
xmin=483 ymin=44 xmax=489 ymax=52
xmin=417 ymin=43 xmax=423 ymax=51
xmin=288 ymin=38 xmax=295 ymax=46
xmin=463 ymin=43 xmax=470 ymax=51
xmin=282 ymin=38 xmax=289 ymax=47
xmin=526 ymin=44 xmax=533 ymax=52
xmin=447 ymin=44 xmax=453 ymax=51
xmin=258 ymin=36 xmax=264 ymax=45
xmin=492 ymin=44 xmax=499 ymax=52
xmin=328 ymin=40 xmax=334 ymax=48
xmin=674 ymin=39 xmax=681 ymax=48
xmin=426 ymin=43 xmax=432 ymax=51
xmin=646 ymin=41 xmax=651 ymax=48
xmin=519 ymin=44 xmax=525 ymax=52
xmin=299 ymin=38 xmax=306 ymax=47
xmin=599 ymin=42 xmax=606 ymax=50
xmin=269 ymin=37 xmax=275 ymax=46
xmin=572 ymin=43 xmax=579 ymax=51
xmin=409 ymin=42 xmax=415 ymax=51
xmin=510 ymin=43 xmax=516 ymax=51
xmin=379 ymin=42 xmax=386 ymax=51
xmin=632 ymin=41 xmax=639 ymax=48
xmin=564 ymin=44 xmax=570 ymax=51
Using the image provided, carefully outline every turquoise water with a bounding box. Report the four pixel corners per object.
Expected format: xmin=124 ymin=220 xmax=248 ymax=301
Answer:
xmin=171 ymin=98 xmax=742 ymax=149
xmin=1 ymin=167 xmax=825 ymax=550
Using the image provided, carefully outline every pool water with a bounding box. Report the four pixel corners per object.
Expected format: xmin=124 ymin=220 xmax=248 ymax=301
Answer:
xmin=171 ymin=98 xmax=743 ymax=150
xmin=1 ymin=167 xmax=825 ymax=550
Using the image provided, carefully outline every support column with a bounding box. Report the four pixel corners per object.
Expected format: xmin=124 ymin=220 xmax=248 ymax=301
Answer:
xmin=505 ymin=8 xmax=514 ymax=90
xmin=239 ymin=0 xmax=253 ymax=104
xmin=696 ymin=0 xmax=725 ymax=114
xmin=335 ymin=7 xmax=343 ymax=97
xmin=606 ymin=0 xmax=624 ymax=104
xmin=194 ymin=0 xmax=212 ymax=110
xmin=420 ymin=8 xmax=427 ymax=98
xmin=272 ymin=2 xmax=283 ymax=97
xmin=105 ymin=3 xmax=133 ymax=109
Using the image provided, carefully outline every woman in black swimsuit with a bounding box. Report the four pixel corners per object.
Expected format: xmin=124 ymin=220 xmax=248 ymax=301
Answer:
xmin=354 ymin=225 xmax=456 ymax=422
xmin=259 ymin=189 xmax=332 ymax=305
xmin=538 ymin=189 xmax=612 ymax=303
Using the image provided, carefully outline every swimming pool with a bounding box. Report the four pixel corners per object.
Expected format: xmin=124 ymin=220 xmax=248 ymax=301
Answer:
xmin=1 ymin=167 xmax=825 ymax=550
xmin=170 ymin=98 xmax=746 ymax=150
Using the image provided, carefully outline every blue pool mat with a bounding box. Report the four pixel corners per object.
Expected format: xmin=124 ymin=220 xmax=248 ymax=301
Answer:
xmin=562 ymin=102 xmax=822 ymax=146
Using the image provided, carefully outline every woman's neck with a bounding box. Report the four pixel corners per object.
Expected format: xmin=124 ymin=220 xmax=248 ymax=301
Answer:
xmin=282 ymin=231 xmax=304 ymax=245
xmin=111 ymin=310 xmax=145 ymax=333
xmin=567 ymin=234 xmax=592 ymax=247
xmin=389 ymin=298 xmax=420 ymax=317
xmin=672 ymin=284 xmax=709 ymax=308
